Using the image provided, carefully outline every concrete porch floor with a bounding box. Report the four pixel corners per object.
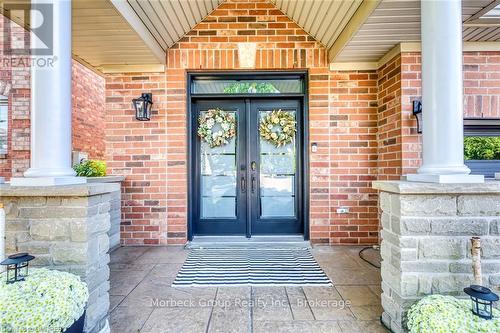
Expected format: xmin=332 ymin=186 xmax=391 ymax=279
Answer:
xmin=109 ymin=246 xmax=386 ymax=333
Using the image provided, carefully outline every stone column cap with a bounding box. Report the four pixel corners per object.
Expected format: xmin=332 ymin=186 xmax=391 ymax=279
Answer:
xmin=373 ymin=180 xmax=500 ymax=194
xmin=86 ymin=176 xmax=125 ymax=183
xmin=0 ymin=182 xmax=120 ymax=197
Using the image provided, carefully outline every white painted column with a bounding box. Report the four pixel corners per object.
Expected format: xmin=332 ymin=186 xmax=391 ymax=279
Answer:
xmin=11 ymin=0 xmax=85 ymax=186
xmin=407 ymin=0 xmax=483 ymax=183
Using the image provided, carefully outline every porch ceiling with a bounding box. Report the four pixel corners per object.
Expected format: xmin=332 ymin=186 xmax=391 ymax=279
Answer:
xmin=122 ymin=0 xmax=224 ymax=50
xmin=72 ymin=0 xmax=163 ymax=69
xmin=334 ymin=0 xmax=500 ymax=63
xmin=0 ymin=0 xmax=164 ymax=71
xmin=2 ymin=0 xmax=499 ymax=72
xmin=270 ymin=0 xmax=363 ymax=52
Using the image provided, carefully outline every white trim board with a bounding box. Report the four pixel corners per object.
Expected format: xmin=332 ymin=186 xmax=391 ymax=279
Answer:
xmin=329 ymin=42 xmax=500 ymax=71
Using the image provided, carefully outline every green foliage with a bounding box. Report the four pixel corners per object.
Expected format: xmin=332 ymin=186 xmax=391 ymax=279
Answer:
xmin=0 ymin=268 xmax=88 ymax=333
xmin=407 ymin=295 xmax=500 ymax=333
xmin=223 ymin=82 xmax=279 ymax=94
xmin=73 ymin=159 xmax=107 ymax=177
xmin=464 ymin=136 xmax=500 ymax=160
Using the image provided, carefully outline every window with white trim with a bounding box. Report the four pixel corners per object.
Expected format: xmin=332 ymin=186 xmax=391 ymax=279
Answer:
xmin=0 ymin=96 xmax=7 ymax=154
xmin=464 ymin=119 xmax=500 ymax=179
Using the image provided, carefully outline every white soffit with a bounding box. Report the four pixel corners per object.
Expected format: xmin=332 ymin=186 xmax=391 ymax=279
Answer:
xmin=123 ymin=0 xmax=224 ymax=50
xmin=0 ymin=0 xmax=165 ymax=70
xmin=334 ymin=0 xmax=500 ymax=63
xmin=73 ymin=0 xmax=163 ymax=68
xmin=271 ymin=0 xmax=363 ymax=50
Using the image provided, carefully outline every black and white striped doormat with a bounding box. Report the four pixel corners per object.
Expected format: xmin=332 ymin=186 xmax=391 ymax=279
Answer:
xmin=172 ymin=248 xmax=332 ymax=287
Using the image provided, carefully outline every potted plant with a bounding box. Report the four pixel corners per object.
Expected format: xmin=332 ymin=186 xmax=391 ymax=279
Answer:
xmin=407 ymin=294 xmax=500 ymax=332
xmin=73 ymin=159 xmax=107 ymax=177
xmin=0 ymin=268 xmax=88 ymax=333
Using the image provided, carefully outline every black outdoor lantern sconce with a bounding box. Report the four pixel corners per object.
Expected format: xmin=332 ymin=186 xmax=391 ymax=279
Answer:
xmin=412 ymin=100 xmax=422 ymax=134
xmin=132 ymin=93 xmax=153 ymax=121
xmin=464 ymin=285 xmax=499 ymax=320
xmin=0 ymin=253 xmax=35 ymax=284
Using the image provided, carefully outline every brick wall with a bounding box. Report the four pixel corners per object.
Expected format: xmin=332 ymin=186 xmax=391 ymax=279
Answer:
xmin=377 ymin=54 xmax=403 ymax=180
xmin=104 ymin=0 xmax=380 ymax=245
xmin=397 ymin=51 xmax=500 ymax=174
xmin=72 ymin=61 xmax=106 ymax=160
xmin=463 ymin=52 xmax=500 ymax=118
xmin=0 ymin=14 xmax=30 ymax=179
xmin=326 ymin=71 xmax=379 ymax=244
xmin=0 ymin=15 xmax=106 ymax=179
xmin=105 ymin=72 xmax=167 ymax=245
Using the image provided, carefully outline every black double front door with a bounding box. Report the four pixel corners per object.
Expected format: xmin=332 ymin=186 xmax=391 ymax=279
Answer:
xmin=192 ymin=98 xmax=304 ymax=237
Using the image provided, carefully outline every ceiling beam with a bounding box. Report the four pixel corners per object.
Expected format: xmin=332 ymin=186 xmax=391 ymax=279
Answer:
xmin=98 ymin=64 xmax=165 ymax=74
xmin=327 ymin=0 xmax=382 ymax=63
xmin=466 ymin=0 xmax=500 ymax=22
xmin=110 ymin=0 xmax=166 ymax=64
xmin=329 ymin=41 xmax=500 ymax=71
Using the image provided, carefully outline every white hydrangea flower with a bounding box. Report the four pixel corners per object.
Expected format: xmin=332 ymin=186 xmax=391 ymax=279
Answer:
xmin=407 ymin=294 xmax=500 ymax=333
xmin=0 ymin=268 xmax=89 ymax=333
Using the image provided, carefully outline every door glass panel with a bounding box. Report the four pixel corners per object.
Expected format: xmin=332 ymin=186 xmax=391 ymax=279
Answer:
xmin=200 ymin=110 xmax=237 ymax=219
xmin=191 ymin=79 xmax=303 ymax=94
xmin=261 ymin=197 xmax=295 ymax=217
xmin=202 ymin=197 xmax=237 ymax=218
xmin=259 ymin=110 xmax=296 ymax=218
xmin=261 ymin=176 xmax=294 ymax=196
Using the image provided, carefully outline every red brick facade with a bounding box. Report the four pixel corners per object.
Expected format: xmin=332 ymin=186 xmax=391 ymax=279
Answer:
xmin=381 ymin=51 xmax=500 ymax=177
xmin=105 ymin=0 xmax=381 ymax=245
xmin=72 ymin=61 xmax=106 ymax=160
xmin=2 ymin=3 xmax=500 ymax=246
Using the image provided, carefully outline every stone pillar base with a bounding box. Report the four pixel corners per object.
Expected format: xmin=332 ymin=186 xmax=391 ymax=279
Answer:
xmin=373 ymin=180 xmax=500 ymax=333
xmin=0 ymin=183 xmax=120 ymax=333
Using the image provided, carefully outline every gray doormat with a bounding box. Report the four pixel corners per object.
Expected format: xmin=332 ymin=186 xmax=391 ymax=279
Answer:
xmin=172 ymin=248 xmax=332 ymax=287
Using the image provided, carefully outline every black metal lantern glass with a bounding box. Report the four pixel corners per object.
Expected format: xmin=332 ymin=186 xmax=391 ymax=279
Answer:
xmin=412 ymin=100 xmax=422 ymax=134
xmin=0 ymin=253 xmax=35 ymax=284
xmin=132 ymin=93 xmax=153 ymax=121
xmin=464 ymin=285 xmax=499 ymax=320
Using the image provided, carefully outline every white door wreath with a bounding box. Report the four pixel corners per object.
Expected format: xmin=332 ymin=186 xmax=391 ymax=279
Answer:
xmin=197 ymin=108 xmax=237 ymax=148
xmin=259 ymin=109 xmax=297 ymax=147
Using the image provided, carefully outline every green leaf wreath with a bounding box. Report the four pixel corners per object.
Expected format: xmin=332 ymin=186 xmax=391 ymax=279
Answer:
xmin=198 ymin=108 xmax=237 ymax=148
xmin=259 ymin=109 xmax=297 ymax=147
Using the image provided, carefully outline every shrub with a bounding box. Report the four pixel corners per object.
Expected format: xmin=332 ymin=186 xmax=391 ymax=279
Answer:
xmin=0 ymin=268 xmax=88 ymax=333
xmin=407 ymin=295 xmax=500 ymax=333
xmin=464 ymin=136 xmax=500 ymax=160
xmin=73 ymin=159 xmax=106 ymax=177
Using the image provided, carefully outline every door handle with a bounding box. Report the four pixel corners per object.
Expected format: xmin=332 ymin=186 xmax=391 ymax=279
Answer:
xmin=251 ymin=161 xmax=257 ymax=171
xmin=241 ymin=176 xmax=246 ymax=192
xmin=251 ymin=175 xmax=256 ymax=193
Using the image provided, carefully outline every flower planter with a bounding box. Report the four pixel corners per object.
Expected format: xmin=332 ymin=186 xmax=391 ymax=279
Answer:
xmin=63 ymin=311 xmax=85 ymax=333
xmin=0 ymin=268 xmax=88 ymax=333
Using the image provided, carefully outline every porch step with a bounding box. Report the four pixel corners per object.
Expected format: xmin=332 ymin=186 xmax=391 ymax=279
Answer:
xmin=186 ymin=236 xmax=311 ymax=249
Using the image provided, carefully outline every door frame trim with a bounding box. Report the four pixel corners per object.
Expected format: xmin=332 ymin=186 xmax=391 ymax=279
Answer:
xmin=186 ymin=70 xmax=310 ymax=241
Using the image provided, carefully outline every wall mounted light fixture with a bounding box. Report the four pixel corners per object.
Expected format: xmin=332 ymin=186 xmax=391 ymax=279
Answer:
xmin=132 ymin=93 xmax=153 ymax=121
xmin=412 ymin=100 xmax=422 ymax=134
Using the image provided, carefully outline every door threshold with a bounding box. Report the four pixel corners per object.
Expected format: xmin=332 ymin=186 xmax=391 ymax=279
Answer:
xmin=186 ymin=235 xmax=311 ymax=249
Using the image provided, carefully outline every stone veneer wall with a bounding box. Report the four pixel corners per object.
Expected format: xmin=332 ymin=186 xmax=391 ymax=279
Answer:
xmin=1 ymin=183 xmax=120 ymax=333
xmin=373 ymin=181 xmax=500 ymax=333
